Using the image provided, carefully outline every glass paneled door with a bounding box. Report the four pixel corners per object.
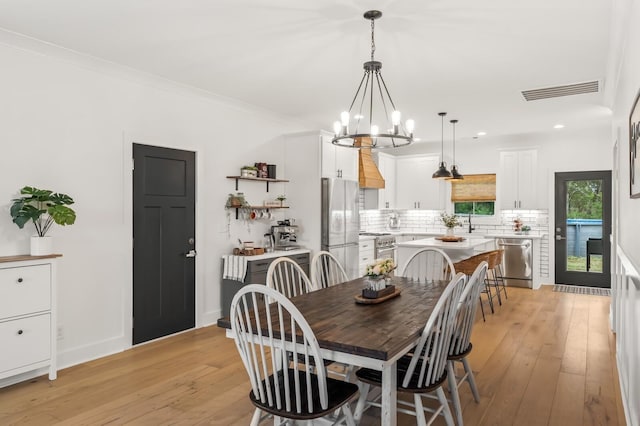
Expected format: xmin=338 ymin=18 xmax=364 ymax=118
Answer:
xmin=554 ymin=171 xmax=611 ymax=287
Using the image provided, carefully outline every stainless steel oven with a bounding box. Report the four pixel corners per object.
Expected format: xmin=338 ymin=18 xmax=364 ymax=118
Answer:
xmin=360 ymin=232 xmax=397 ymax=262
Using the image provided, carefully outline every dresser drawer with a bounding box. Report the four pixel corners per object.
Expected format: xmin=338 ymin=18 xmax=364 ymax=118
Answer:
xmin=0 ymin=264 xmax=51 ymax=319
xmin=0 ymin=313 xmax=51 ymax=374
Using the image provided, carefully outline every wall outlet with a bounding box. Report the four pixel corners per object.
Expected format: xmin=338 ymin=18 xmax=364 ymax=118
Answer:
xmin=57 ymin=326 xmax=64 ymax=340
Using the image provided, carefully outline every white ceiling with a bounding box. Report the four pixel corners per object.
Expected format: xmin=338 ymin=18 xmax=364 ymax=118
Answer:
xmin=0 ymin=0 xmax=613 ymax=150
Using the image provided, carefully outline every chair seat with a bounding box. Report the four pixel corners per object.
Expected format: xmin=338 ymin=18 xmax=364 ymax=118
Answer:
xmin=250 ymin=369 xmax=359 ymax=420
xmin=448 ymin=342 xmax=473 ymax=361
xmin=355 ymin=355 xmax=448 ymax=394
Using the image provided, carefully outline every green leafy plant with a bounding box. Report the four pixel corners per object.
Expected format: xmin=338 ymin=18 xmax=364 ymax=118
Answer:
xmin=440 ymin=212 xmax=461 ymax=229
xmin=276 ymin=194 xmax=286 ymax=202
xmin=10 ymin=186 xmax=76 ymax=237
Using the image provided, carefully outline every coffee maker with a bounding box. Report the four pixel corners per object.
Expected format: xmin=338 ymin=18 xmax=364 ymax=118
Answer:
xmin=270 ymin=220 xmax=299 ymax=251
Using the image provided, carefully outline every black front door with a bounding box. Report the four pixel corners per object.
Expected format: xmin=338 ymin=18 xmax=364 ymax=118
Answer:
xmin=133 ymin=144 xmax=196 ymax=344
xmin=554 ymin=171 xmax=611 ymax=287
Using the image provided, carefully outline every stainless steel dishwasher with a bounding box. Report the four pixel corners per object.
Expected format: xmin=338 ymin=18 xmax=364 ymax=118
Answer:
xmin=496 ymin=238 xmax=533 ymax=288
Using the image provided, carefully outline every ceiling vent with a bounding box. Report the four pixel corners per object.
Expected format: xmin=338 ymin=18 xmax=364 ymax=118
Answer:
xmin=521 ymin=80 xmax=600 ymax=101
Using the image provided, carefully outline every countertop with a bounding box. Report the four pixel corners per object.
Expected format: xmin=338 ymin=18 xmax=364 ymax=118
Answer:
xmin=396 ymin=237 xmax=495 ymax=250
xmin=221 ymin=248 xmax=310 ymax=261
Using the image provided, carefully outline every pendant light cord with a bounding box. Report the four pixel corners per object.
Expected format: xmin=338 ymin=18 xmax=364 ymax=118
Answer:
xmin=370 ymin=17 xmax=376 ymax=62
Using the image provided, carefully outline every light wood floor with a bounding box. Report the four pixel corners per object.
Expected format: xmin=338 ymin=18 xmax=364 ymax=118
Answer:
xmin=0 ymin=286 xmax=625 ymax=425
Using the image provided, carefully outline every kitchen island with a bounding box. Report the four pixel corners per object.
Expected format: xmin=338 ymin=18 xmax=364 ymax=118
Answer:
xmin=396 ymin=237 xmax=495 ymax=267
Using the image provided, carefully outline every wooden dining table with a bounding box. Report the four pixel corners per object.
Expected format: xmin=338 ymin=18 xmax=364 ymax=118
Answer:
xmin=216 ymin=276 xmax=449 ymax=426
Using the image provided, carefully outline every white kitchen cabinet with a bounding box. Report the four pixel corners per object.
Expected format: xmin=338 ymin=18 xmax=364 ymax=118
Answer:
xmin=358 ymin=237 xmax=375 ymax=275
xmin=321 ymin=133 xmax=358 ymax=180
xmin=499 ymin=149 xmax=538 ymax=210
xmin=395 ymin=155 xmax=443 ymax=210
xmin=0 ymin=255 xmax=59 ymax=385
xmin=377 ymin=153 xmax=396 ymax=209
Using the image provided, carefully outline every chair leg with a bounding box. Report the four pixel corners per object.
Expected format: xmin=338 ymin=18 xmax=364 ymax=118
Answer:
xmin=436 ymin=386 xmax=456 ymax=426
xmin=414 ymin=393 xmax=428 ymax=426
xmin=462 ymin=357 xmax=480 ymax=403
xmin=342 ymin=402 xmax=356 ymax=426
xmin=447 ymin=361 xmax=464 ymax=426
xmin=478 ymin=296 xmax=486 ymax=321
xmin=483 ymin=280 xmax=495 ymax=313
xmin=497 ymin=264 xmax=507 ymax=300
xmin=490 ymin=269 xmax=502 ymax=306
xmin=250 ymin=408 xmax=261 ymax=426
xmin=353 ymin=382 xmax=370 ymax=422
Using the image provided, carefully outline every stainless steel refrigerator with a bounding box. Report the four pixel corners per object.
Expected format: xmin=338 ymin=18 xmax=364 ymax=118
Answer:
xmin=321 ymin=178 xmax=360 ymax=280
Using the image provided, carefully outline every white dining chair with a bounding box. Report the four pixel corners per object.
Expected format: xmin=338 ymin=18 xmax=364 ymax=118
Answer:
xmin=399 ymin=247 xmax=455 ymax=282
xmin=354 ymin=273 xmax=467 ymax=426
xmin=230 ymin=284 xmax=359 ymax=425
xmin=447 ymin=260 xmax=488 ymax=426
xmin=266 ymin=257 xmax=313 ymax=298
xmin=310 ymin=250 xmax=348 ymax=290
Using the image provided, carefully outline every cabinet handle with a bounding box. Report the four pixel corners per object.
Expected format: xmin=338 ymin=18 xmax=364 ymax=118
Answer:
xmin=514 ymin=201 xmax=517 ymax=208
xmin=519 ymin=200 xmax=522 ymax=208
xmin=385 ymin=202 xmax=389 ymax=208
xmin=17 ymin=277 xmax=23 ymax=283
xmin=17 ymin=330 xmax=23 ymax=335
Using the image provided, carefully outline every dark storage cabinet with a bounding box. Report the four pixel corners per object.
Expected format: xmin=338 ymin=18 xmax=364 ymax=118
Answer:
xmin=220 ymin=252 xmax=310 ymax=318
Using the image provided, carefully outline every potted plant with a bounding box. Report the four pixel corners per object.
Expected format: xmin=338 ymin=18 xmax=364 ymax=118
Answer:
xmin=240 ymin=165 xmax=259 ymax=178
xmin=440 ymin=212 xmax=461 ymax=236
xmin=276 ymin=194 xmax=286 ymax=206
xmin=521 ymin=225 xmax=531 ymax=235
xmin=225 ymin=192 xmax=247 ymax=208
xmin=10 ymin=186 xmax=76 ymax=255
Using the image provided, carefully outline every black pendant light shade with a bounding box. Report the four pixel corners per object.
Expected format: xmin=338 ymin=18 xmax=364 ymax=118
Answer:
xmin=447 ymin=119 xmax=464 ymax=180
xmin=433 ymin=112 xmax=452 ymax=179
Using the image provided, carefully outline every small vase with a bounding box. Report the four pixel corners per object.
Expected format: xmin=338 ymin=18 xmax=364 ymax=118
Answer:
xmin=30 ymin=236 xmax=53 ymax=256
xmin=446 ymin=228 xmax=455 ymax=237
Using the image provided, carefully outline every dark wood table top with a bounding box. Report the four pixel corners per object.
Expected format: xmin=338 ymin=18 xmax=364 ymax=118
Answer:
xmin=217 ymin=276 xmax=448 ymax=361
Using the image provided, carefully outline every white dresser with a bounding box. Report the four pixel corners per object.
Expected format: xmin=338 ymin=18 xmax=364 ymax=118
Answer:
xmin=0 ymin=254 xmax=60 ymax=384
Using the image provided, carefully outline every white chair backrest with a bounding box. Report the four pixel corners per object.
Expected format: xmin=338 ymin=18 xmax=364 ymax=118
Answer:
xmin=402 ymin=273 xmax=466 ymax=389
xmin=230 ymin=284 xmax=330 ymax=414
xmin=310 ymin=251 xmax=348 ymax=290
xmin=399 ymin=248 xmax=455 ymax=282
xmin=266 ymin=257 xmax=313 ymax=298
xmin=451 ymin=261 xmax=488 ymax=356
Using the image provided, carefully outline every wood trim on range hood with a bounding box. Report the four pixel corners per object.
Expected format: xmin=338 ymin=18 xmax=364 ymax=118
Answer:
xmin=355 ymin=137 xmax=385 ymax=189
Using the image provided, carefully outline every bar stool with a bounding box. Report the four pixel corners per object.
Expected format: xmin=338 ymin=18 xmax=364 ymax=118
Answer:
xmin=453 ymin=252 xmax=493 ymax=321
xmin=486 ymin=249 xmax=507 ymax=305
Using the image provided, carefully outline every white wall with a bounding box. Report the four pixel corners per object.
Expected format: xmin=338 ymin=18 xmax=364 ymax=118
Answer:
xmin=606 ymin=0 xmax=640 ymax=424
xmin=0 ymin=32 xmax=304 ymax=375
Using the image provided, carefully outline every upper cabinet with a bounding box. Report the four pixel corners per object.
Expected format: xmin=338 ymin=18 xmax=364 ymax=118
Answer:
xmin=321 ymin=134 xmax=358 ymax=181
xmin=377 ymin=153 xmax=396 ymax=209
xmin=395 ymin=155 xmax=443 ymax=210
xmin=499 ymin=149 xmax=538 ymax=210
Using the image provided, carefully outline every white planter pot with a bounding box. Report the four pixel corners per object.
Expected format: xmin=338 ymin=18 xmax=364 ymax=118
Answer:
xmin=30 ymin=236 xmax=53 ymax=256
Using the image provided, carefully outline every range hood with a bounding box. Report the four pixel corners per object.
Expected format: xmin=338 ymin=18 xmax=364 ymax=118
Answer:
xmin=356 ymin=137 xmax=385 ymax=189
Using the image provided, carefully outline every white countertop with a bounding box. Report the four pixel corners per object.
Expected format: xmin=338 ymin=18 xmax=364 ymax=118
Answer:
xmin=222 ymin=248 xmax=310 ymax=261
xmin=484 ymin=233 xmax=546 ymax=240
xmin=396 ymin=237 xmax=494 ymax=250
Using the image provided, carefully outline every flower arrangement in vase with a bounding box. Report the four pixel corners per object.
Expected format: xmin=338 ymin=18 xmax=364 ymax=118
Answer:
xmin=363 ymin=258 xmax=396 ymax=297
xmin=440 ymin=212 xmax=461 ymax=236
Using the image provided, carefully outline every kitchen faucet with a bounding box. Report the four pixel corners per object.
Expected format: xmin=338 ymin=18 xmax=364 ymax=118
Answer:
xmin=468 ymin=213 xmax=476 ymax=233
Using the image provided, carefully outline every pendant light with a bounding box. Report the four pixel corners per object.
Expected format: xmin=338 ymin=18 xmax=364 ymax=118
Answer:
xmin=432 ymin=112 xmax=452 ymax=179
xmin=448 ymin=119 xmax=464 ymax=180
xmin=331 ymin=10 xmax=415 ymax=150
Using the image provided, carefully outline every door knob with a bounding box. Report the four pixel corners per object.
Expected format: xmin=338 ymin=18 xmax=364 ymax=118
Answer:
xmin=555 ymin=235 xmax=566 ymax=240
xmin=185 ymin=249 xmax=197 ymax=258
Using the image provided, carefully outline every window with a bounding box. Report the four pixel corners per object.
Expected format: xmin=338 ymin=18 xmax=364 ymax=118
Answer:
xmin=451 ymin=174 xmax=496 ymax=216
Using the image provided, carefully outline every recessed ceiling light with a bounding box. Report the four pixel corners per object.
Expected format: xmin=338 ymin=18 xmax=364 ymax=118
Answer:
xmin=414 ymin=138 xmax=421 ymax=142
xmin=354 ymin=114 xmax=364 ymax=120
xmin=477 ymin=131 xmax=487 ymax=136
xmin=554 ymin=124 xmax=565 ymax=129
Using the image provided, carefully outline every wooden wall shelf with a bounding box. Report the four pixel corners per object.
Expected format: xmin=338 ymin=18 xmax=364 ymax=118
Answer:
xmin=226 ymin=176 xmax=289 ymax=192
